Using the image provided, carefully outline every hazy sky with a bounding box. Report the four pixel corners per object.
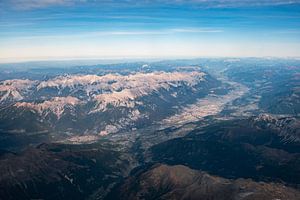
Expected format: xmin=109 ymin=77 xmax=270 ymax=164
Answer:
xmin=0 ymin=0 xmax=300 ymax=62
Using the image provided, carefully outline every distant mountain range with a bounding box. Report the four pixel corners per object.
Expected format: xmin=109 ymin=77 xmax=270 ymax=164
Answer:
xmin=0 ymin=71 xmax=221 ymax=142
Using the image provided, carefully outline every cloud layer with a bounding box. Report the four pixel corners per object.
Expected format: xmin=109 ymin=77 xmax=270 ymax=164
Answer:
xmin=3 ymin=0 xmax=300 ymax=10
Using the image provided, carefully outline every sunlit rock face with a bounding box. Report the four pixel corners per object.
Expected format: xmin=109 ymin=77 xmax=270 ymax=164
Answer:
xmin=0 ymin=79 xmax=37 ymax=103
xmin=15 ymin=96 xmax=82 ymax=119
xmin=0 ymin=71 xmax=218 ymax=138
xmin=36 ymin=72 xmax=206 ymax=110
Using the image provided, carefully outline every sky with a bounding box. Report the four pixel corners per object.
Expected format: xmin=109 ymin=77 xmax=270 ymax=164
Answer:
xmin=0 ymin=0 xmax=300 ymax=62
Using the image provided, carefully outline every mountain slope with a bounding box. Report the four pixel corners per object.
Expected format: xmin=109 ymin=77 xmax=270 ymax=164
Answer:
xmin=151 ymin=115 xmax=300 ymax=186
xmin=107 ymin=164 xmax=300 ymax=200
xmin=0 ymin=142 xmax=134 ymax=200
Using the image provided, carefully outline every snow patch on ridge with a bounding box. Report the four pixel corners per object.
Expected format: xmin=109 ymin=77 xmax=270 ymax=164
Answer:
xmin=15 ymin=96 xmax=81 ymax=118
xmin=36 ymin=72 xmax=206 ymax=111
xmin=0 ymin=79 xmax=36 ymax=103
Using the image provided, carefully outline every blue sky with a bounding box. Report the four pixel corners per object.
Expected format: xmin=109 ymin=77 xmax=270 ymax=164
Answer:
xmin=0 ymin=0 xmax=300 ymax=62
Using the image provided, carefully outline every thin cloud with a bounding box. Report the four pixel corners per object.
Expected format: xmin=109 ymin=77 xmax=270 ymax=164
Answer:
xmin=3 ymin=0 xmax=300 ymax=11
xmin=2 ymin=28 xmax=223 ymax=40
xmin=2 ymin=0 xmax=75 ymax=10
xmin=106 ymin=29 xmax=223 ymax=35
xmin=171 ymin=28 xmax=223 ymax=33
xmin=176 ymin=0 xmax=300 ymax=7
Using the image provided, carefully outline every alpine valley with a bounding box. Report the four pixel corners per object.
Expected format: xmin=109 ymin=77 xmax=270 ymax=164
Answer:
xmin=0 ymin=58 xmax=300 ymax=200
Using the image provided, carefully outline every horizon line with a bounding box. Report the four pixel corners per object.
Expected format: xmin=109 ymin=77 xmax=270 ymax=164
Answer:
xmin=1 ymin=55 xmax=300 ymax=65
